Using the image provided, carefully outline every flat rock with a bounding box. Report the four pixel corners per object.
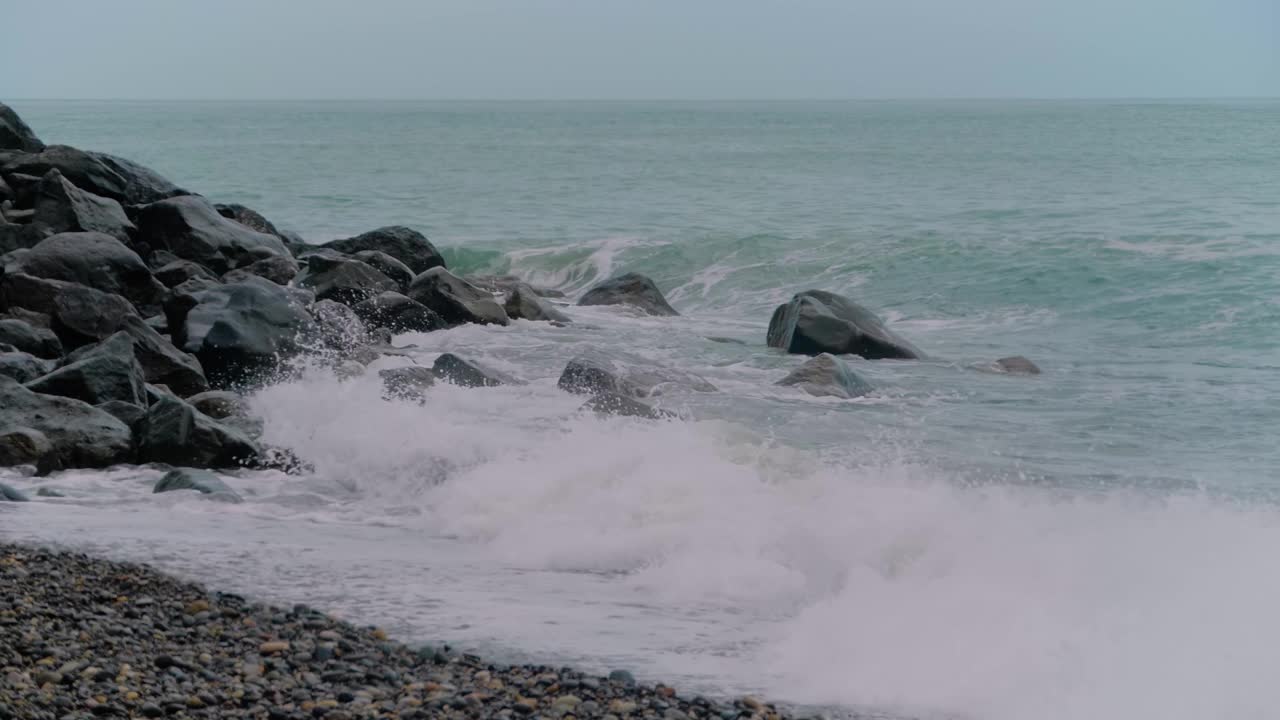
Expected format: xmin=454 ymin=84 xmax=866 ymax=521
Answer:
xmin=578 ymin=273 xmax=678 ymax=316
xmin=351 ymin=291 xmax=445 ymax=333
xmin=0 ymin=376 xmax=134 ymax=468
xmin=558 ymin=349 xmax=716 ymax=398
xmin=26 ymin=333 xmax=147 ymax=406
xmin=153 ymin=468 xmax=242 ymax=502
xmin=406 ymin=267 xmax=508 ymax=327
xmin=505 ymin=282 xmax=570 ymax=323
xmin=0 ymin=102 xmax=44 ymax=152
xmin=31 ymin=169 xmax=136 ymax=243
xmin=139 ymin=394 xmax=259 ymax=468
xmin=0 ymin=318 xmax=63 ymax=358
xmin=295 ymin=253 xmax=398 ymax=305
xmin=5 ymin=231 xmax=164 ymax=311
xmin=324 ymin=226 xmax=445 ymax=274
xmin=432 ymin=353 xmax=517 ymax=388
xmin=134 ymin=195 xmax=290 ymax=274
xmin=776 ymin=353 xmax=873 ymax=399
xmin=766 ymin=290 xmax=922 ymax=360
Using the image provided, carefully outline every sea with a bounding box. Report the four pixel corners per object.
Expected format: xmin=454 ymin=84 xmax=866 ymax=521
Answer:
xmin=2 ymin=99 xmax=1279 ymax=720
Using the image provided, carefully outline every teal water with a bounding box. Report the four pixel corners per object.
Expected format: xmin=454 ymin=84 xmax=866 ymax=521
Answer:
xmin=6 ymin=100 xmax=1280 ymax=719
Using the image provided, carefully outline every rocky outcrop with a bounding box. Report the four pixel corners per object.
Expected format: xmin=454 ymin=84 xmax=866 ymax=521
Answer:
xmin=351 ymin=291 xmax=445 ymax=333
xmin=134 ymin=195 xmax=290 ymax=273
xmin=351 ymin=250 xmax=414 ymax=291
xmin=5 ymin=232 xmax=164 ymax=311
xmin=766 ymin=290 xmax=922 ymax=360
xmin=558 ymin=349 xmax=716 ymax=398
xmin=0 ymin=318 xmax=63 ymax=358
xmin=776 ymin=353 xmax=872 ymax=399
xmin=152 ymin=468 xmax=241 ymax=502
xmin=505 ymin=283 xmax=570 ymax=323
xmin=31 ymin=170 xmax=135 ymax=243
xmin=577 ymin=273 xmax=678 ymax=316
xmin=139 ymin=394 xmax=259 ymax=468
xmin=324 ymin=226 xmax=444 ymax=274
xmin=432 ymin=353 xmax=516 ymax=388
xmin=407 ymin=267 xmax=508 ymax=327
xmin=166 ymin=276 xmax=313 ymax=389
xmin=0 ymin=102 xmax=45 ymax=152
xmin=295 ymin=253 xmax=398 ymax=305
xmin=0 ymin=376 xmax=134 ymax=468
xmin=26 ymin=333 xmax=148 ymax=406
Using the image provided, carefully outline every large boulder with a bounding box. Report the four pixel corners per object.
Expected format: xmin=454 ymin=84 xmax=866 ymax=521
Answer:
xmin=0 ymin=351 xmax=51 ymax=383
xmin=153 ymin=468 xmax=241 ymax=502
xmin=0 ymin=220 xmax=51 ymax=254
xmin=166 ymin=276 xmax=313 ymax=389
xmin=215 ymin=203 xmax=287 ymax=240
xmin=106 ymin=318 xmax=207 ymax=397
xmin=504 ymin=282 xmax=569 ymax=323
xmin=0 ymin=376 xmax=134 ymax=468
xmin=406 ymin=267 xmax=509 ymax=327
xmin=351 ymin=250 xmax=414 ymax=291
xmin=324 ymin=226 xmax=445 ymax=274
xmin=5 ymin=232 xmax=164 ymax=310
xmin=577 ymin=273 xmax=678 ymax=316
xmin=88 ymin=153 xmax=188 ymax=205
xmin=766 ymin=290 xmax=922 ymax=360
xmin=95 ymin=400 xmax=147 ymax=431
xmin=134 ymin=195 xmax=290 ymax=273
xmin=351 ymin=291 xmax=445 ymax=333
xmin=26 ymin=333 xmax=147 ymax=406
xmin=0 ymin=103 xmax=44 ymax=152
xmin=432 ymin=353 xmax=517 ymax=388
xmin=557 ymin=349 xmax=716 ymax=399
xmin=0 ymin=274 xmax=140 ymax=349
xmin=295 ymin=253 xmax=398 ymax=305
xmin=775 ymin=353 xmax=873 ymax=399
xmin=139 ymin=394 xmax=259 ymax=468
xmin=309 ymin=299 xmax=369 ymax=351
xmin=221 ymin=253 xmax=299 ymax=285
xmin=31 ymin=170 xmax=135 ymax=243
xmin=154 ymin=259 xmax=218 ymax=288
xmin=0 ymin=318 xmax=62 ymax=358
xmin=1 ymin=145 xmax=130 ymax=202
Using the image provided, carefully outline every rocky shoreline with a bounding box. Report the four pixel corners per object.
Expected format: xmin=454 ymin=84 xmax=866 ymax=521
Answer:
xmin=0 ymin=544 xmax=808 ymax=720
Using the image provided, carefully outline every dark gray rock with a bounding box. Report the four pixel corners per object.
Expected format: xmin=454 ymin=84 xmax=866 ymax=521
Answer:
xmin=214 ymin=203 xmax=286 ymax=240
xmin=185 ymin=390 xmax=248 ymax=420
xmin=26 ymin=333 xmax=147 ymax=406
xmin=989 ymin=356 xmax=1042 ymax=375
xmin=94 ymin=400 xmax=147 ymax=431
xmin=139 ymin=394 xmax=259 ymax=468
xmin=153 ymin=468 xmax=241 ymax=502
xmin=110 ymin=318 xmax=207 ymax=397
xmin=0 ymin=480 xmax=31 ymax=501
xmin=0 ymin=428 xmax=54 ymax=475
xmin=309 ymin=299 xmax=369 ymax=351
xmin=134 ymin=195 xmax=290 ymax=273
xmin=324 ymin=226 xmax=444 ymax=274
xmin=1 ymin=145 xmax=130 ymax=202
xmin=558 ymin=349 xmax=716 ymax=399
xmin=221 ymin=253 xmax=299 ymax=286
xmin=0 ymin=351 xmax=51 ymax=383
xmin=0 ymin=318 xmax=62 ymax=358
xmin=0 ymin=102 xmax=44 ymax=152
xmin=467 ymin=274 xmax=566 ymax=299
xmin=378 ymin=366 xmax=436 ymax=401
xmin=406 ymin=267 xmax=508 ymax=327
xmin=504 ymin=282 xmax=570 ymax=323
xmin=0 ymin=274 xmax=141 ymax=349
xmin=31 ymin=170 xmax=135 ymax=243
xmin=351 ymin=291 xmax=445 ymax=333
xmin=295 ymin=253 xmax=398 ymax=305
xmin=766 ymin=290 xmax=922 ymax=360
xmin=154 ymin=259 xmax=218 ymax=288
xmin=0 ymin=220 xmax=50 ymax=254
xmin=1 ymin=171 xmax=41 ymax=208
xmin=431 ymin=353 xmax=517 ymax=388
xmin=166 ymin=276 xmax=313 ymax=389
xmin=4 ymin=231 xmax=164 ymax=310
xmin=87 ymin=153 xmax=188 ymax=205
xmin=776 ymin=353 xmax=873 ymax=399
xmin=351 ymin=250 xmax=414 ymax=291
xmin=582 ymin=392 xmax=673 ymax=420
xmin=0 ymin=376 xmax=134 ymax=468
xmin=578 ymin=273 xmax=678 ymax=316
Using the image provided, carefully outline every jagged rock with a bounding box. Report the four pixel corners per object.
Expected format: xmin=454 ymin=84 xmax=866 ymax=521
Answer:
xmin=185 ymin=390 xmax=248 ymax=420
xmin=351 ymin=250 xmax=414 ymax=291
xmin=139 ymin=394 xmax=259 ymax=468
xmin=221 ymin=253 xmax=299 ymax=285
xmin=215 ymin=203 xmax=287 ymax=240
xmin=4 ymin=231 xmax=164 ymax=310
xmin=295 ymin=253 xmax=398 ymax=305
xmin=987 ymin=356 xmax=1042 ymax=375
xmin=558 ymin=349 xmax=716 ymax=398
xmin=0 ymin=480 xmax=31 ymax=501
xmin=1 ymin=145 xmax=130 ymax=202
xmin=582 ymin=391 xmax=674 ymax=420
xmin=0 ymin=274 xmax=140 ymax=349
xmin=324 ymin=226 xmax=445 ymax=274
xmin=309 ymin=299 xmax=369 ymax=351
xmin=0 ymin=428 xmax=54 ymax=475
xmin=3 ymin=307 xmax=51 ymax=328
xmin=776 ymin=353 xmax=873 ymax=399
xmin=31 ymin=170 xmax=135 ymax=243
xmin=0 ymin=102 xmax=44 ymax=152
xmin=2 ymin=171 xmax=42 ymax=208
xmin=0 ymin=351 xmax=51 ymax=383
xmin=166 ymin=276 xmax=313 ymax=389
xmin=26 ymin=333 xmax=147 ymax=406
xmin=504 ymin=282 xmax=570 ymax=322
xmin=766 ymin=290 xmax=922 ymax=360
xmin=0 ymin=318 xmax=63 ymax=358
xmin=108 ymin=318 xmax=207 ymax=396
xmin=378 ymin=366 xmax=436 ymax=401
xmin=134 ymin=195 xmax=290 ymax=273
xmin=351 ymin=291 xmax=445 ymax=333
xmin=95 ymin=400 xmax=147 ymax=431
xmin=0 ymin=220 xmax=51 ymax=254
xmin=154 ymin=259 xmax=218 ymax=288
xmin=577 ymin=273 xmax=678 ymax=316
xmin=87 ymin=153 xmax=187 ymax=205
xmin=0 ymin=376 xmax=134 ymax=468
xmin=432 ymin=353 xmax=517 ymax=388
xmin=406 ymin=267 xmax=508 ymax=327
xmin=153 ymin=468 xmax=241 ymax=502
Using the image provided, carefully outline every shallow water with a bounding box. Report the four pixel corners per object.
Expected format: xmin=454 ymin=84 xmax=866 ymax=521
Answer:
xmin=3 ymin=99 xmax=1280 ymax=720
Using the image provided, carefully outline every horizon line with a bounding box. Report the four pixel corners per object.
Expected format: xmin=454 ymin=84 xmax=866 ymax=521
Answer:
xmin=6 ymin=95 xmax=1279 ymax=103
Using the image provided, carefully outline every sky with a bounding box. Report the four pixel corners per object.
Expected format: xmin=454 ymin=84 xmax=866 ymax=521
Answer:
xmin=2 ymin=0 xmax=1276 ymax=100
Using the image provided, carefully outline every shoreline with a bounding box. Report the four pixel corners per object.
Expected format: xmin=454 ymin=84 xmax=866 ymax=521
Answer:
xmin=0 ymin=543 xmax=808 ymax=720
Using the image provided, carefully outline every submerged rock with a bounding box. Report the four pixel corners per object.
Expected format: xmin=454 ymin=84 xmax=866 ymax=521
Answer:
xmin=134 ymin=195 xmax=290 ymax=273
xmin=153 ymin=468 xmax=241 ymax=502
xmin=558 ymin=349 xmax=716 ymax=399
xmin=432 ymin=353 xmax=517 ymax=388
xmin=988 ymin=356 xmax=1042 ymax=375
xmin=406 ymin=267 xmax=509 ymax=327
xmin=324 ymin=226 xmax=445 ymax=274
xmin=776 ymin=353 xmax=872 ymax=399
xmin=582 ymin=391 xmax=674 ymax=420
xmin=577 ymin=273 xmax=678 ymax=316
xmin=766 ymin=290 xmax=922 ymax=360
xmin=504 ymin=282 xmax=570 ymax=323
xmin=0 ymin=376 xmax=134 ymax=468
xmin=378 ymin=366 xmax=436 ymax=401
